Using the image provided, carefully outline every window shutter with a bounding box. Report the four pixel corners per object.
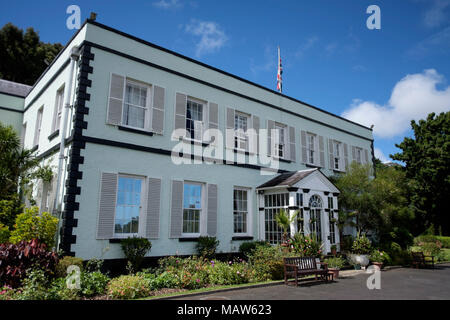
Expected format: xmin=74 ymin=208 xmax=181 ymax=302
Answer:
xmin=364 ymin=149 xmax=369 ymax=164
xmin=208 ymin=102 xmax=219 ymax=130
xmin=170 ymin=180 xmax=183 ymax=238
xmin=351 ymin=146 xmax=357 ymax=163
xmin=301 ymin=130 xmax=307 ymax=163
xmin=267 ymin=120 xmax=275 ymax=156
xmin=207 ymin=184 xmax=218 ymax=236
xmin=146 ymin=178 xmax=161 ymax=239
xmin=107 ymin=74 xmax=125 ymax=125
xmin=47 ymin=176 xmax=58 ymax=214
xmin=226 ymin=108 xmax=235 ymax=149
xmin=288 ymin=126 xmax=296 ymax=162
xmin=252 ymin=115 xmax=260 ymax=154
xmin=96 ymin=172 xmax=118 ymax=239
xmin=151 ymin=86 xmax=165 ymax=134
xmin=339 ymin=144 xmax=345 ymax=171
xmin=343 ymin=143 xmax=349 ymax=170
xmin=328 ymin=139 xmax=334 ymax=169
xmin=174 ymin=93 xmax=187 ymax=137
xmin=319 ymin=135 xmax=325 ymax=167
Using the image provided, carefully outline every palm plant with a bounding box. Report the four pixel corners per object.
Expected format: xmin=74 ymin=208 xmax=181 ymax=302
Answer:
xmin=275 ymin=209 xmax=298 ymax=244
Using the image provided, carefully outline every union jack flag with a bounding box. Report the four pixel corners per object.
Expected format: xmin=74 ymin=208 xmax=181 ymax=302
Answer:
xmin=277 ymin=46 xmax=283 ymax=93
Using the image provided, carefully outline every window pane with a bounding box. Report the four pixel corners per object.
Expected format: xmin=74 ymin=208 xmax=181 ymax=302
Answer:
xmin=115 ymin=177 xmax=142 ymax=235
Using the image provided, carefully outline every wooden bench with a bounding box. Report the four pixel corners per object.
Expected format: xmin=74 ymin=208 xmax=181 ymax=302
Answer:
xmin=283 ymin=257 xmax=329 ymax=286
xmin=411 ymin=252 xmax=435 ymax=269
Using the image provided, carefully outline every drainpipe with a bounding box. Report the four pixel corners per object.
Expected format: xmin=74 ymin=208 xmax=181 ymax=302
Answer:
xmin=53 ymin=46 xmax=80 ymax=222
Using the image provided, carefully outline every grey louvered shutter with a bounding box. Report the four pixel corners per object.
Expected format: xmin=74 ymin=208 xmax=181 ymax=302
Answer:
xmin=146 ymin=178 xmax=161 ymax=239
xmin=175 ymin=93 xmax=187 ymax=137
xmin=207 ymin=184 xmax=218 ymax=236
xmin=107 ymin=74 xmax=124 ymax=125
xmin=226 ymin=108 xmax=235 ymax=149
xmin=151 ymin=86 xmax=165 ymax=134
xmin=328 ymin=139 xmax=334 ymax=169
xmin=288 ymin=126 xmax=296 ymax=161
xmin=319 ymin=136 xmax=325 ymax=167
xmin=208 ymin=102 xmax=219 ymax=144
xmin=208 ymin=102 xmax=219 ymax=130
xmin=97 ymin=172 xmax=118 ymax=239
xmin=343 ymin=143 xmax=349 ymax=170
xmin=351 ymin=146 xmax=357 ymax=163
xmin=301 ymin=130 xmax=307 ymax=163
xmin=364 ymin=149 xmax=369 ymax=164
xmin=267 ymin=120 xmax=275 ymax=156
xmin=253 ymin=115 xmax=260 ymax=154
xmin=170 ymin=180 xmax=183 ymax=238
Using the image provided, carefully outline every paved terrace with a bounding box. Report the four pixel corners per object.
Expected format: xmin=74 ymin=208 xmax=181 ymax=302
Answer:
xmin=171 ymin=263 xmax=450 ymax=300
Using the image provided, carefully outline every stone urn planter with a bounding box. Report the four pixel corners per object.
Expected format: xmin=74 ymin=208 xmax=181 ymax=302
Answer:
xmin=349 ymin=254 xmax=370 ymax=269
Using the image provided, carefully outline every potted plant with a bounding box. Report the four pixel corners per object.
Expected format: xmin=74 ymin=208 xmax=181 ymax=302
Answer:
xmin=330 ymin=244 xmax=337 ymax=256
xmin=369 ymin=249 xmax=387 ymax=270
xmin=349 ymin=234 xmax=372 ymax=269
xmin=324 ymin=257 xmax=345 ymax=279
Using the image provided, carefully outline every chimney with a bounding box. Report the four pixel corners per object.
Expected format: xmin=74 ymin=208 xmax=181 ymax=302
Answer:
xmin=90 ymin=12 xmax=97 ymax=21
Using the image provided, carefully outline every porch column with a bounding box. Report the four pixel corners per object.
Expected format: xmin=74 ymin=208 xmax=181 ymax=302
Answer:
xmin=302 ymin=189 xmax=311 ymax=236
xmin=287 ymin=187 xmax=299 ymax=238
xmin=257 ymin=190 xmax=265 ymax=241
xmin=333 ymin=192 xmax=340 ymax=252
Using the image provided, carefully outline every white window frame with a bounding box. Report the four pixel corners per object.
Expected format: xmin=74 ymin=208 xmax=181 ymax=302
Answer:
xmin=185 ymin=97 xmax=206 ymax=142
xmin=121 ymin=79 xmax=152 ymax=131
xmin=233 ymin=187 xmax=251 ymax=236
xmin=307 ymin=133 xmax=316 ymax=165
xmin=52 ymin=86 xmax=64 ymax=133
xmin=274 ymin=123 xmax=286 ymax=159
xmin=182 ymin=181 xmax=205 ymax=237
xmin=234 ymin=111 xmax=250 ymax=152
xmin=34 ymin=106 xmax=43 ymax=147
xmin=263 ymin=191 xmax=290 ymax=245
xmin=113 ymin=174 xmax=146 ymax=238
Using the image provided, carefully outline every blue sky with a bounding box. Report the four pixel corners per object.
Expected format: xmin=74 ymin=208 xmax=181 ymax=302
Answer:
xmin=1 ymin=0 xmax=449 ymax=162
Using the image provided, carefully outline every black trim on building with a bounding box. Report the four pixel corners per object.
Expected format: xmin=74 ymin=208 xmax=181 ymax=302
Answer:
xmin=178 ymin=237 xmax=200 ymax=242
xmin=48 ymin=130 xmax=59 ymax=141
xmin=302 ymin=189 xmax=310 ymax=193
xmin=287 ymin=187 xmax=299 ymax=192
xmin=86 ymin=20 xmax=372 ymax=133
xmin=80 ymin=135 xmax=290 ymax=174
xmin=232 ymin=236 xmax=254 ymax=241
xmin=118 ymin=126 xmax=154 ymax=136
xmin=60 ymin=45 xmax=94 ymax=256
xmin=0 ymin=105 xmax=24 ymax=113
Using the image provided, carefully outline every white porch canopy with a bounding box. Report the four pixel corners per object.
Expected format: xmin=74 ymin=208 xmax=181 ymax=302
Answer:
xmin=256 ymin=168 xmax=341 ymax=254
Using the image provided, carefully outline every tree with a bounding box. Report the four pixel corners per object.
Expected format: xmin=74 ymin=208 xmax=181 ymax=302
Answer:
xmin=0 ymin=23 xmax=63 ymax=85
xmin=391 ymin=112 xmax=450 ymax=235
xmin=275 ymin=208 xmax=298 ymax=244
xmin=334 ymin=161 xmax=414 ymax=249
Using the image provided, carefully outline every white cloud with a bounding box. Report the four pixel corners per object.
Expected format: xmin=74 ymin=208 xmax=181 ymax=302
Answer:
xmin=374 ymin=148 xmax=390 ymax=163
xmin=342 ymin=69 xmax=450 ymax=138
xmin=295 ymin=36 xmax=319 ymax=59
xmin=407 ymin=26 xmax=450 ymax=59
xmin=250 ymin=44 xmax=276 ymax=75
xmin=185 ymin=20 xmax=228 ymax=57
xmin=153 ymin=0 xmax=182 ymax=9
xmin=423 ymin=0 xmax=450 ymax=28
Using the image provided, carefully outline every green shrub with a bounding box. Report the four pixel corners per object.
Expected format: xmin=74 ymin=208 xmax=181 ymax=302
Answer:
xmin=369 ymin=250 xmax=390 ymax=263
xmin=107 ymin=275 xmax=151 ymax=299
xmin=56 ymin=256 xmax=84 ymax=278
xmin=149 ymin=271 xmax=180 ymax=290
xmin=291 ymin=233 xmax=323 ymax=257
xmin=196 ymin=236 xmax=219 ymax=258
xmin=248 ymin=245 xmax=285 ymax=281
xmin=351 ymin=235 xmax=372 ymax=254
xmin=80 ymin=271 xmax=110 ymax=297
xmin=0 ymin=285 xmax=19 ymax=300
xmin=19 ymin=268 xmax=50 ymax=300
xmin=0 ymin=195 xmax=24 ymax=229
xmin=48 ymin=277 xmax=80 ymax=300
xmin=239 ymin=241 xmax=270 ymax=257
xmin=208 ymin=260 xmax=253 ymax=285
xmin=120 ymin=237 xmax=152 ymax=273
xmin=9 ymin=207 xmax=58 ymax=248
xmin=324 ymin=257 xmax=345 ymax=269
xmin=0 ymin=223 xmax=10 ymax=243
xmin=85 ymin=258 xmax=104 ymax=273
xmin=420 ymin=242 xmax=441 ymax=257
xmin=414 ymin=235 xmax=450 ymax=249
